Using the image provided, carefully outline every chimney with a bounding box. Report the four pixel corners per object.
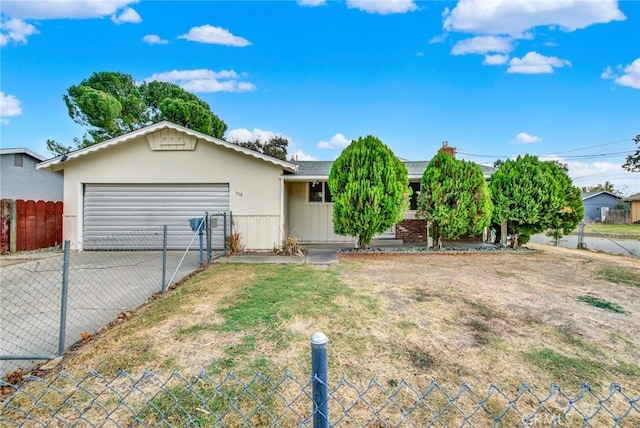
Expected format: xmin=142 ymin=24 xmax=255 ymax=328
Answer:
xmin=438 ymin=141 xmax=456 ymax=157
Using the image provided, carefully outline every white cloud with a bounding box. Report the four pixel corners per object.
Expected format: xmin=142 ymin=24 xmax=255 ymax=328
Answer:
xmin=111 ymin=7 xmax=141 ymax=24
xmin=483 ymin=54 xmax=509 ymax=65
xmin=144 ymin=69 xmax=256 ymax=93
xmin=290 ymin=150 xmax=318 ymax=161
xmin=601 ymin=66 xmax=613 ymax=79
xmin=511 ymin=132 xmax=542 ymax=144
xmin=451 ymin=35 xmax=512 ymax=55
xmin=544 ymin=41 xmax=559 ymax=47
xmin=443 ymin=0 xmax=625 ymax=36
xmin=318 ymin=133 xmax=351 ymax=149
xmin=0 ymin=17 xmax=39 ymax=46
xmin=298 ymin=0 xmax=326 ymax=6
xmin=346 ymin=0 xmax=417 ymax=15
xmin=178 ymin=25 xmax=251 ymax=47
xmin=1 ymin=0 xmax=139 ymax=20
xmin=0 ymin=92 xmax=22 ymax=124
xmin=537 ymin=155 xmax=639 ymax=194
xmin=507 ymin=51 xmax=571 ymax=74
xmin=611 ymin=58 xmax=640 ymax=89
xmin=428 ymin=34 xmax=447 ymax=44
xmin=227 ymin=128 xmax=282 ymax=143
xmin=142 ymin=34 xmax=168 ymax=45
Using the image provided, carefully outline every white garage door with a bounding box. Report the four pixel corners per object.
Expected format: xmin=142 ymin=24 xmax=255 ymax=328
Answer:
xmin=83 ymin=183 xmax=229 ymax=250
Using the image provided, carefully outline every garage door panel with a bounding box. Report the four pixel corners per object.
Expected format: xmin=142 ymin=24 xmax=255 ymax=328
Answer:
xmin=84 ymin=184 xmax=229 ymax=250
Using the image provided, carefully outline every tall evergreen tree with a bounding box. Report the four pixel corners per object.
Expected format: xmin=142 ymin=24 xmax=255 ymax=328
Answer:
xmin=544 ymin=161 xmax=585 ymax=241
xmin=490 ymin=154 xmax=565 ymax=247
xmin=328 ymin=135 xmax=410 ymax=248
xmin=417 ymin=151 xmax=493 ymax=248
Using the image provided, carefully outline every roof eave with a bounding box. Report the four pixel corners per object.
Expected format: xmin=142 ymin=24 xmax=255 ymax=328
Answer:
xmin=35 ymin=121 xmax=297 ymax=173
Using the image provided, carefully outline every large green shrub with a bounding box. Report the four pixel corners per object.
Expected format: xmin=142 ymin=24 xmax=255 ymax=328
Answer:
xmin=417 ymin=151 xmax=493 ymax=248
xmin=328 ymin=135 xmax=410 ymax=248
xmin=490 ymin=155 xmax=570 ymax=247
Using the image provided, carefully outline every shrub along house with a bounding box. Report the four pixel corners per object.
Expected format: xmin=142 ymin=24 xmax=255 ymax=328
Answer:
xmin=37 ymin=122 xmax=492 ymax=251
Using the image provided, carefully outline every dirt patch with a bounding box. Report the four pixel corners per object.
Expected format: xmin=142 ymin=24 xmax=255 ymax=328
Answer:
xmin=337 ymin=244 xmax=640 ymax=391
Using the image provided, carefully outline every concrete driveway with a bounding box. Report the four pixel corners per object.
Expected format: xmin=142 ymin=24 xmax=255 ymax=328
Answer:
xmin=1 ymin=249 xmax=211 ymax=375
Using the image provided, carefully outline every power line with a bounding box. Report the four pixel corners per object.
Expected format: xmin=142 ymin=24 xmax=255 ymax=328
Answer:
xmin=458 ymin=151 xmax=633 ymax=160
xmin=551 ymin=138 xmax=631 ymax=154
xmin=457 ymin=137 xmax=636 ymax=160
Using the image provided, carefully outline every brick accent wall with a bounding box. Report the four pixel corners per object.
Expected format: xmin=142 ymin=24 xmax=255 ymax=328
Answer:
xmin=395 ymin=219 xmax=428 ymax=243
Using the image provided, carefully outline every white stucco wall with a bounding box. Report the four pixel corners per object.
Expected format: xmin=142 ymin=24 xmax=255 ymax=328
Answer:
xmin=59 ymin=131 xmax=285 ymax=250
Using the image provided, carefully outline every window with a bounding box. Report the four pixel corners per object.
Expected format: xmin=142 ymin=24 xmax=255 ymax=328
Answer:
xmin=323 ymin=182 xmax=333 ymax=202
xmin=309 ymin=182 xmax=323 ymax=202
xmin=409 ymin=182 xmax=421 ymax=210
xmin=14 ymin=154 xmax=23 ymax=167
xmin=308 ymin=182 xmax=333 ymax=203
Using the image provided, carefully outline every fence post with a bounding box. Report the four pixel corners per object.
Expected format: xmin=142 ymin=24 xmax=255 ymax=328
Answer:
xmin=58 ymin=240 xmax=70 ymax=356
xmin=206 ymin=211 xmax=212 ymax=263
xmin=223 ymin=212 xmax=228 ymax=252
xmin=161 ymin=225 xmax=168 ymax=293
xmin=577 ymin=222 xmax=587 ymax=250
xmin=10 ymin=199 xmax=17 ymax=253
xmin=311 ymin=332 xmax=329 ymax=428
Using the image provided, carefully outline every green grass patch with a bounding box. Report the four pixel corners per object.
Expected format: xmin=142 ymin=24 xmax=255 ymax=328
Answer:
xmin=216 ymin=264 xmax=357 ymax=335
xmin=584 ymin=223 xmax=640 ymax=237
xmin=552 ymin=328 xmax=602 ymax=357
xmin=202 ymin=264 xmax=380 ymax=376
xmin=597 ymin=266 xmax=640 ymax=288
xmin=134 ymin=376 xmax=297 ymax=427
xmin=523 ymin=348 xmax=640 ymax=386
xmin=577 ymin=295 xmax=627 ymax=314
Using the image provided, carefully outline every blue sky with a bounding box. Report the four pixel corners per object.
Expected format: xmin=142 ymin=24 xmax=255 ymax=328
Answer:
xmin=1 ymin=0 xmax=639 ymax=194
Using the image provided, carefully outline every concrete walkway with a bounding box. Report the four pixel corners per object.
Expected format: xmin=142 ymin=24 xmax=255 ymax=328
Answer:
xmin=214 ymin=245 xmax=341 ymax=265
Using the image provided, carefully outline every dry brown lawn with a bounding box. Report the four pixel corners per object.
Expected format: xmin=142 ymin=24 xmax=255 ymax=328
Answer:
xmin=3 ymin=243 xmax=639 ymax=426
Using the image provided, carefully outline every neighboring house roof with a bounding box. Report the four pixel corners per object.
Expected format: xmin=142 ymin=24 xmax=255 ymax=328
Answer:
xmin=288 ymin=160 xmax=495 ymax=181
xmin=581 ymin=191 xmax=621 ymax=201
xmin=36 ymin=121 xmax=297 ymax=173
xmin=0 ymin=147 xmax=48 ymax=162
xmin=621 ymin=192 xmax=640 ymax=202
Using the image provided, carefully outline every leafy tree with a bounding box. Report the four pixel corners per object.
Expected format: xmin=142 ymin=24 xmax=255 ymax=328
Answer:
xmin=544 ymin=161 xmax=585 ymax=241
xmin=230 ymin=136 xmax=289 ymax=161
xmin=550 ymin=160 xmax=569 ymax=172
xmin=490 ymin=154 xmax=566 ymax=247
xmin=64 ymin=72 xmax=147 ymax=144
xmin=417 ymin=151 xmax=493 ymax=248
xmin=328 ymin=135 xmax=410 ymax=248
xmin=622 ymin=134 xmax=640 ymax=173
xmin=139 ymin=80 xmax=226 ymax=137
xmin=50 ymin=71 xmax=226 ymax=154
xmin=580 ymin=181 xmax=625 ymax=196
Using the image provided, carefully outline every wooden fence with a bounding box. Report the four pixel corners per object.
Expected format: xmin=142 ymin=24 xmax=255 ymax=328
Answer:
xmin=0 ymin=199 xmax=63 ymax=252
xmin=605 ymin=209 xmax=631 ymax=225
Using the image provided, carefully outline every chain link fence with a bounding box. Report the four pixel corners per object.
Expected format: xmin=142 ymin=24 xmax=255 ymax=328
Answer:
xmin=1 ymin=213 xmax=229 ymax=375
xmin=1 ymin=333 xmax=638 ymax=427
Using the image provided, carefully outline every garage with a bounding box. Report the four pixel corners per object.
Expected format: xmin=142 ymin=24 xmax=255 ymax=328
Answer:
xmin=83 ymin=183 xmax=229 ymax=250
